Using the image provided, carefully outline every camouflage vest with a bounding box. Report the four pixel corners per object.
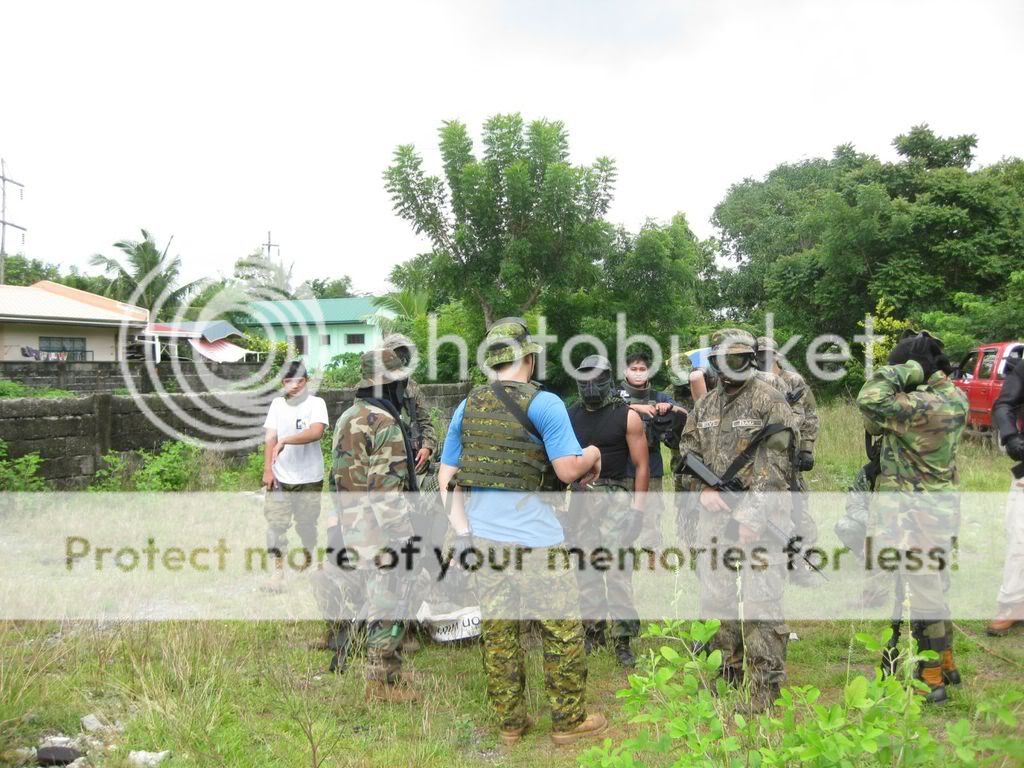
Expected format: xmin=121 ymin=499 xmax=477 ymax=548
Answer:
xmin=457 ymin=381 xmax=560 ymax=492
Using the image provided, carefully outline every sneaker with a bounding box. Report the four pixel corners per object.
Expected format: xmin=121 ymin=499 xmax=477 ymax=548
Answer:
xmin=551 ymin=713 xmax=608 ymax=746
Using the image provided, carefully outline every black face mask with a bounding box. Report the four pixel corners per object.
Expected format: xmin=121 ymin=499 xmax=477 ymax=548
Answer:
xmin=382 ymin=379 xmax=406 ymax=412
xmin=578 ymin=372 xmax=612 ymax=409
xmin=394 ymin=347 xmax=412 ymax=367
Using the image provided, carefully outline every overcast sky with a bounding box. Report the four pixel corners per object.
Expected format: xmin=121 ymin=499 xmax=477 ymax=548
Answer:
xmin=2 ymin=0 xmax=1021 ymax=294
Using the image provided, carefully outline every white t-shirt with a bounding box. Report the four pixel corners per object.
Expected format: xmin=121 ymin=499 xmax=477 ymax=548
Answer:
xmin=263 ymin=394 xmax=330 ymax=485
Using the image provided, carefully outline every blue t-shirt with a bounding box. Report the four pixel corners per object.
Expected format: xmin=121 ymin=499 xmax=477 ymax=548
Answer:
xmin=441 ymin=389 xmax=582 ymax=547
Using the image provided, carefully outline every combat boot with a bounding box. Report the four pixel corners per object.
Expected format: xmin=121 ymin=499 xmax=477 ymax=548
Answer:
xmin=941 ymin=649 xmax=961 ymax=686
xmin=880 ymin=624 xmax=901 ymax=678
xmin=498 ymin=715 xmax=535 ymax=747
xmin=261 ymin=557 xmax=285 ymax=593
xmin=550 ymin=713 xmax=608 ymax=746
xmin=365 ymin=679 xmax=420 ymax=704
xmin=917 ymin=664 xmax=948 ymax=704
xmin=614 ymin=637 xmax=635 ymax=668
xmin=584 ymin=627 xmax=605 ymax=655
xmin=327 ymin=624 xmax=352 ymax=674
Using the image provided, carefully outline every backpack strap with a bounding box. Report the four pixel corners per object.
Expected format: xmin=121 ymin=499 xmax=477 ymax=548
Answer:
xmin=489 ymin=382 xmax=542 ymax=442
xmin=720 ymin=423 xmax=791 ymax=485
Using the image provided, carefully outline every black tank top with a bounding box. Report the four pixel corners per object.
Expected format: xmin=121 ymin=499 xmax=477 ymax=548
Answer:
xmin=568 ymin=402 xmax=631 ymax=480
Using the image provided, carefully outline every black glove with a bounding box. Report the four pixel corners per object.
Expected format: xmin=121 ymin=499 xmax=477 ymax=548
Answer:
xmin=622 ymin=509 xmax=644 ymax=545
xmin=1006 ymin=434 xmax=1024 ymax=463
xmin=796 ymin=450 xmax=815 ymax=472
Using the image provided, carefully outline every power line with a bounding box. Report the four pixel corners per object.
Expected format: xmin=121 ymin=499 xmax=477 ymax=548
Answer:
xmin=0 ymin=158 xmax=27 ymax=285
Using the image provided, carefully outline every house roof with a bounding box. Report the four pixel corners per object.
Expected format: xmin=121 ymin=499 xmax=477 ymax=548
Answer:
xmin=244 ymin=297 xmax=389 ymax=326
xmin=143 ymin=320 xmax=243 ymax=342
xmin=0 ymin=281 xmax=149 ymax=326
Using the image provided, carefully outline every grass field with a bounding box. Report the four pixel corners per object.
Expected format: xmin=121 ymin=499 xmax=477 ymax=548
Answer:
xmin=1 ymin=402 xmax=1022 ymax=767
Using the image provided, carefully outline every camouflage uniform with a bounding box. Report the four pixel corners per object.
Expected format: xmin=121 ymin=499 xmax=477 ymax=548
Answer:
xmin=381 ymin=334 xmax=438 ymax=476
xmin=474 ymin=539 xmax=588 ymax=731
xmin=450 ymin=319 xmax=590 ymax=734
xmin=680 ymin=329 xmax=799 ymax=710
xmin=310 ymin=349 xmax=417 ymax=684
xmin=856 ymin=360 xmax=967 ymax=681
xmin=264 ymin=480 xmax=323 ymax=562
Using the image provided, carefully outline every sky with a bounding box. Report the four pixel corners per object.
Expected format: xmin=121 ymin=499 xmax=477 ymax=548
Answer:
xmin=1 ymin=0 xmax=1022 ymax=294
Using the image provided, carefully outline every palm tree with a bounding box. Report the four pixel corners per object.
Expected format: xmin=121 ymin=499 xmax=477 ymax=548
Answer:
xmin=90 ymin=230 xmax=202 ymax=319
xmin=371 ymin=288 xmax=430 ymax=335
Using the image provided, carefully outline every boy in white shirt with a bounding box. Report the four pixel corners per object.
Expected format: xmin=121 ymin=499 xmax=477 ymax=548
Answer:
xmin=262 ymin=361 xmax=329 ymax=591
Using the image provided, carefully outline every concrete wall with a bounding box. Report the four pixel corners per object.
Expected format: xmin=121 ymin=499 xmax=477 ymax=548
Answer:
xmin=0 ymin=322 xmax=121 ymax=362
xmin=0 ymin=361 xmax=268 ymax=393
xmin=0 ymin=383 xmax=470 ymax=488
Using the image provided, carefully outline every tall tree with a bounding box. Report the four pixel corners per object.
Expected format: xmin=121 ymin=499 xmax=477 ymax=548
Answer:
xmin=90 ymin=230 xmax=200 ymax=319
xmin=384 ymin=114 xmax=617 ymax=326
xmin=232 ymin=250 xmax=294 ymax=298
xmin=299 ymin=276 xmax=355 ymax=299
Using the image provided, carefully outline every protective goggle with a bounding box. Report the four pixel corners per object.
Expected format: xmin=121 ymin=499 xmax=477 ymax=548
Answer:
xmin=710 ymin=353 xmax=755 ymax=376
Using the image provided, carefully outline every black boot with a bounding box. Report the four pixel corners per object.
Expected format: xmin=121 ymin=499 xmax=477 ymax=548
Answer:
xmin=327 ymin=623 xmax=351 ymax=674
xmin=941 ymin=623 xmax=961 ymax=686
xmin=912 ymin=621 xmax=948 ymax=704
xmin=584 ymin=628 xmax=605 ymax=655
xmin=614 ymin=637 xmax=635 ymax=668
xmin=880 ymin=621 xmax=901 ymax=678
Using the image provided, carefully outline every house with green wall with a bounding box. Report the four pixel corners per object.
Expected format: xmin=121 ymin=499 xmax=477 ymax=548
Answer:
xmin=244 ymin=297 xmax=394 ymax=370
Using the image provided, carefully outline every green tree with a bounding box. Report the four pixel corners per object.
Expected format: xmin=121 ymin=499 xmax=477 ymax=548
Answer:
xmin=384 ymin=113 xmax=617 ymax=326
xmin=90 ymin=230 xmax=201 ymax=319
xmin=299 ymin=275 xmax=355 ymax=299
xmin=1 ymin=253 xmax=61 ymax=285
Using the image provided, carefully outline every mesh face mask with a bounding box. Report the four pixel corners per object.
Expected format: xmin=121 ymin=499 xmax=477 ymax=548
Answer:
xmin=578 ymin=370 xmax=613 ymax=409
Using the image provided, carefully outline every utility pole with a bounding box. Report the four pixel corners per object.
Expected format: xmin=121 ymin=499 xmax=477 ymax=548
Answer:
xmin=263 ymin=230 xmax=279 ymax=261
xmin=0 ymin=158 xmax=27 ymax=285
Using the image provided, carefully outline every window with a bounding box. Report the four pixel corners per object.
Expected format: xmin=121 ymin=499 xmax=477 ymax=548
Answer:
xmin=956 ymin=351 xmax=978 ymax=380
xmin=289 ymin=335 xmax=307 ymax=355
xmin=979 ymin=349 xmax=998 ymax=379
xmin=320 ymin=334 xmax=331 ymax=345
xmin=39 ymin=336 xmax=89 ymax=361
xmin=345 ymin=333 xmax=365 ymax=345
xmin=998 ymin=346 xmax=1023 ymax=379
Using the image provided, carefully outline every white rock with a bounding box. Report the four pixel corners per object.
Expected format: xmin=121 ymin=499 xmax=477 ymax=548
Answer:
xmin=12 ymin=747 xmax=36 ymax=763
xmin=69 ymin=759 xmax=90 ymax=768
xmin=81 ymin=713 xmax=105 ymax=732
xmin=128 ymin=750 xmax=172 ymax=766
xmin=39 ymin=735 xmax=75 ymax=748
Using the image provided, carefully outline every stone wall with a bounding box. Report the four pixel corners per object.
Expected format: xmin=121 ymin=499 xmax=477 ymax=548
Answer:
xmin=0 ymin=383 xmax=471 ymax=488
xmin=0 ymin=361 xmax=268 ymax=394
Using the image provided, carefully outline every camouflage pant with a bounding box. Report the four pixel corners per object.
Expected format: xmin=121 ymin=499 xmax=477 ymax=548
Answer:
xmin=309 ymin=565 xmax=405 ymax=682
xmin=712 ymin=620 xmax=789 ymax=710
xmin=696 ymin=509 xmax=788 ymax=707
xmin=790 ymin=473 xmax=818 ymax=548
xmin=564 ymin=486 xmax=639 ymax=639
xmin=264 ymin=480 xmax=323 ymax=558
xmin=473 ymin=538 xmax=587 ymax=732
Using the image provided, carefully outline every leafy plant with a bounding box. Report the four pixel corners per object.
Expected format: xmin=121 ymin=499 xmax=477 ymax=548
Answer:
xmin=320 ymin=352 xmax=362 ymax=389
xmin=0 ymin=439 xmax=45 ymax=491
xmin=0 ymin=379 xmax=76 ymax=399
xmin=580 ymin=622 xmax=1023 ymax=768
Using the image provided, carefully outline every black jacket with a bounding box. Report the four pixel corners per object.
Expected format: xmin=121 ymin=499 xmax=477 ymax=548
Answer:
xmin=993 ymin=359 xmax=1024 ymax=443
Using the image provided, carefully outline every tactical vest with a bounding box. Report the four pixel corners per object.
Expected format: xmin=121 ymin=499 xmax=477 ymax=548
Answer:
xmin=458 ymin=381 xmax=561 ymax=492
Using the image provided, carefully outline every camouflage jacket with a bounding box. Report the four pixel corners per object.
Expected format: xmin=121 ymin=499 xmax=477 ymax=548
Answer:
xmin=403 ymin=378 xmax=437 ymax=454
xmin=779 ymin=368 xmax=819 ymax=454
xmin=331 ymin=398 xmax=415 ymax=564
xmin=680 ymin=375 xmax=800 ymax=534
xmin=855 ymin=363 xmax=967 ymax=493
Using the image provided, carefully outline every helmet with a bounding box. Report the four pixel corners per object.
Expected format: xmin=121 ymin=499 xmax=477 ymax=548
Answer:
xmin=382 ymin=333 xmax=416 ymax=366
xmin=667 ymin=353 xmax=693 ymax=387
xmin=755 ymin=336 xmax=779 ymax=373
xmin=483 ymin=317 xmax=543 ymax=368
xmin=710 ymin=328 xmax=757 ymax=383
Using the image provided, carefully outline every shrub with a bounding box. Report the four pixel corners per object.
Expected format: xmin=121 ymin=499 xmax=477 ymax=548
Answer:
xmin=0 ymin=439 xmax=45 ymax=491
xmin=92 ymin=441 xmax=203 ymax=492
xmin=0 ymin=379 xmax=76 ymax=399
xmin=320 ymin=352 xmax=362 ymax=389
xmin=579 ymin=621 xmax=1024 ymax=768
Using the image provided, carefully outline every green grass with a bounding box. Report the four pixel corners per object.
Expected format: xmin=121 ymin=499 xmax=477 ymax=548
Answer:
xmin=1 ymin=402 xmax=1022 ymax=767
xmin=0 ymin=379 xmax=78 ymax=399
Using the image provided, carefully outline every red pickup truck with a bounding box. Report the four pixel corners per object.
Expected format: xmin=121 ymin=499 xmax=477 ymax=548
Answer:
xmin=951 ymin=341 xmax=1024 ymax=429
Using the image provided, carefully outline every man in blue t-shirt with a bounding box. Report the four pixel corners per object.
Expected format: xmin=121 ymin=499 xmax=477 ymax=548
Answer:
xmin=438 ymin=318 xmax=607 ymax=747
